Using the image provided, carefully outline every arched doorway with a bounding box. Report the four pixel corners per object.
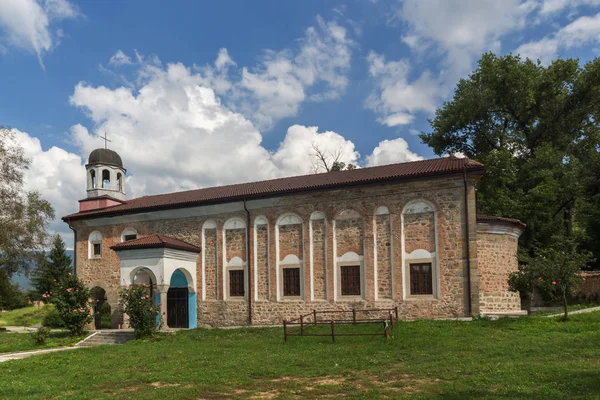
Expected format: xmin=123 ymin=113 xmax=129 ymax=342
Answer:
xmin=90 ymin=287 xmax=109 ymax=330
xmin=167 ymin=270 xmax=189 ymax=328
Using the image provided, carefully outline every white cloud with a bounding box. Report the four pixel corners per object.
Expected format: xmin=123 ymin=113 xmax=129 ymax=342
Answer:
xmin=539 ymin=0 xmax=600 ymax=16
xmin=0 ymin=0 xmax=78 ymax=67
xmin=366 ymin=138 xmax=423 ymax=167
xmin=516 ymin=12 xmax=600 ymax=63
xmin=109 ymin=50 xmax=133 ymax=67
xmin=365 ymin=52 xmax=439 ymax=127
xmin=271 ymin=125 xmax=359 ymax=175
xmin=231 ymin=16 xmax=354 ymax=130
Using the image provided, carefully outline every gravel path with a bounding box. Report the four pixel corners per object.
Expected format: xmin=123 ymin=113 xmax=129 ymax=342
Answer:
xmin=0 ymin=346 xmax=81 ymax=363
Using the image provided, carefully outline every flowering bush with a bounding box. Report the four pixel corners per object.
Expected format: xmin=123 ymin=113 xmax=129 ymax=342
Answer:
xmin=120 ymin=284 xmax=160 ymax=338
xmin=49 ymin=274 xmax=93 ymax=336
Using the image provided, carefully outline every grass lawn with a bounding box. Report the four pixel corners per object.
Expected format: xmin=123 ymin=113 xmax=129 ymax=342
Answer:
xmin=0 ymin=331 xmax=86 ymax=354
xmin=1 ymin=313 xmax=599 ymax=399
xmin=0 ymin=305 xmax=53 ymax=327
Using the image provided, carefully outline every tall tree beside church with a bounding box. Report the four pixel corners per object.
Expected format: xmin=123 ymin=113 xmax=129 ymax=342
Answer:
xmin=31 ymin=235 xmax=73 ymax=297
xmin=420 ymin=53 xmax=600 ymax=263
xmin=0 ymin=127 xmax=55 ymax=281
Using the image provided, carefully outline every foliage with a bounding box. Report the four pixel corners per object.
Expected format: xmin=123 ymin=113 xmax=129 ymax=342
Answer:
xmin=0 ymin=304 xmax=53 ymax=327
xmin=420 ymin=53 xmax=600 ymax=263
xmin=0 ymin=330 xmax=86 ymax=353
xmin=42 ymin=308 xmax=65 ymax=328
xmin=2 ymin=314 xmax=600 ymax=398
xmin=0 ymin=270 xmax=27 ymax=310
xmin=30 ymin=326 xmax=51 ymax=345
xmin=49 ymin=274 xmax=92 ymax=336
xmin=120 ymin=284 xmax=160 ymax=338
xmin=31 ymin=235 xmax=73 ymax=299
xmin=0 ymin=128 xmax=55 ymax=279
xmin=510 ymin=238 xmax=593 ymax=320
xmin=100 ymin=301 xmax=111 ymax=329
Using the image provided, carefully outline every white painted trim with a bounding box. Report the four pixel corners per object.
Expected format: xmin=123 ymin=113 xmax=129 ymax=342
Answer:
xmin=277 ymin=213 xmax=302 ymax=226
xmin=375 ymin=206 xmax=389 ymax=215
xmin=310 ymin=211 xmax=325 ymax=220
xmin=332 ymin=219 xmax=337 ymax=300
xmin=224 ymin=217 xmax=246 ymax=230
xmin=309 ymin=218 xmax=314 ymax=301
xmin=477 ymin=222 xmax=523 ymax=239
xmin=88 ymin=230 xmax=102 ymax=259
xmin=120 ymin=227 xmax=137 ymax=242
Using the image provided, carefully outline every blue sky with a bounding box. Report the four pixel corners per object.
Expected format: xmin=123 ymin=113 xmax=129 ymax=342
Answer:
xmin=1 ymin=0 xmax=600 ymax=242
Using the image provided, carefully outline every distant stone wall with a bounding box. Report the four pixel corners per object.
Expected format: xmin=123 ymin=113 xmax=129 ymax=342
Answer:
xmin=575 ymin=272 xmax=600 ymax=301
xmin=71 ymin=174 xmax=500 ymax=327
xmin=477 ymin=222 xmax=523 ymax=314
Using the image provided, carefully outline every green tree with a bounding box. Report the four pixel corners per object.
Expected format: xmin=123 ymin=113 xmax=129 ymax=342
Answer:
xmin=510 ymin=238 xmax=593 ymax=320
xmin=0 ymin=127 xmax=55 ymax=283
xmin=31 ymin=235 xmax=73 ymax=298
xmin=0 ymin=270 xmax=27 ymax=310
xmin=420 ymin=53 xmax=600 ymax=258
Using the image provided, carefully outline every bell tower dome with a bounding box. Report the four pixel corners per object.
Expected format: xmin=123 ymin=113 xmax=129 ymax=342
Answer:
xmin=86 ymin=148 xmax=127 ymax=200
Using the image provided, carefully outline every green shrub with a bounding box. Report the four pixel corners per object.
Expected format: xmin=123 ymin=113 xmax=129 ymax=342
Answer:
xmin=120 ymin=284 xmax=160 ymax=339
xmin=50 ymin=274 xmax=93 ymax=336
xmin=100 ymin=301 xmax=112 ymax=329
xmin=30 ymin=326 xmax=51 ymax=344
xmin=42 ymin=308 xmax=65 ymax=328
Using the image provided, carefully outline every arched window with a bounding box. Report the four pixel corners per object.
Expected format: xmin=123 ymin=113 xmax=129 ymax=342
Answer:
xmin=276 ymin=213 xmax=304 ymax=300
xmin=117 ymin=173 xmax=123 ymax=192
xmin=102 ymin=170 xmax=110 ymax=189
xmin=121 ymin=228 xmax=137 ymax=242
xmin=90 ymin=170 xmax=96 ymax=189
xmin=88 ymin=231 xmax=103 ymax=259
xmin=401 ymin=200 xmax=438 ymax=298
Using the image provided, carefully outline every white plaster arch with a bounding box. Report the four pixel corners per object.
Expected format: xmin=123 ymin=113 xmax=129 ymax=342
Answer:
xmin=375 ymin=206 xmax=389 ymax=215
xmin=254 ymin=216 xmax=268 ymax=226
xmin=88 ymin=230 xmax=103 ymax=259
xmin=202 ymin=219 xmax=217 ymax=229
xmin=130 ymin=267 xmax=157 ymax=286
xmin=121 ymin=227 xmax=138 ymax=242
xmin=276 ymin=212 xmax=303 ymax=226
xmin=224 ymin=217 xmax=246 ymax=230
xmin=335 ymin=209 xmax=361 ymax=220
xmin=406 ymin=249 xmax=435 ymax=260
xmin=337 ymin=251 xmax=361 ymax=263
xmin=402 ymin=199 xmax=436 ymax=215
xmin=280 ymin=254 xmax=301 ymax=265
xmin=310 ymin=211 xmax=326 ymax=220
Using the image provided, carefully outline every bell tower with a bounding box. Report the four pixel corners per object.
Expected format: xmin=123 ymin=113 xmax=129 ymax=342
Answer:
xmin=79 ymin=147 xmax=127 ymax=212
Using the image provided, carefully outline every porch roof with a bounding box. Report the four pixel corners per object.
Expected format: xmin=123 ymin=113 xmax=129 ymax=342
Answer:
xmin=110 ymin=234 xmax=201 ymax=253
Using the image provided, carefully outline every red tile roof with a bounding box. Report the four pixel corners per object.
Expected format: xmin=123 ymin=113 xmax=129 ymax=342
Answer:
xmin=476 ymin=215 xmax=526 ymax=229
xmin=110 ymin=234 xmax=200 ymax=253
xmin=63 ymin=156 xmax=484 ymax=221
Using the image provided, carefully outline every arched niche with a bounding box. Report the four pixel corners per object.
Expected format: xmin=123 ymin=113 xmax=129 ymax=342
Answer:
xmin=88 ymin=230 xmax=103 ymax=259
xmin=121 ymin=227 xmax=138 ymax=242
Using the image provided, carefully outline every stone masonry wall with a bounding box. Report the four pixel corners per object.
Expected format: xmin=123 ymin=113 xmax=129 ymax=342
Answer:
xmin=256 ymin=224 xmax=269 ymax=300
xmin=311 ymin=219 xmax=327 ymax=300
xmin=71 ymin=174 xmax=496 ymax=327
xmin=278 ymin=224 xmax=303 ymax=261
xmin=204 ymin=228 xmax=218 ymax=300
xmin=477 ymin=223 xmax=522 ymax=313
xmin=404 ymin=212 xmax=435 ymax=254
xmin=375 ymin=214 xmax=392 ymax=299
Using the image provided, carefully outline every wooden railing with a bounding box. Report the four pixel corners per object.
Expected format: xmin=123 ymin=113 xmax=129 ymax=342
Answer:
xmin=283 ymin=307 xmax=398 ymax=343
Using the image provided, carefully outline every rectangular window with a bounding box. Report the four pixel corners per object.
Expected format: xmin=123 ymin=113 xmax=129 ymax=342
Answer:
xmin=229 ymin=270 xmax=245 ymax=297
xmin=124 ymin=234 xmax=137 ymax=241
xmin=341 ymin=265 xmax=361 ymax=296
xmin=93 ymin=243 xmax=101 ymax=257
xmin=410 ymin=263 xmax=433 ymax=295
xmin=283 ymin=268 xmax=301 ymax=297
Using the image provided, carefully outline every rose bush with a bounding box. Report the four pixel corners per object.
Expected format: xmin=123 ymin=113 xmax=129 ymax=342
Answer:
xmin=120 ymin=284 xmax=160 ymax=338
xmin=49 ymin=274 xmax=93 ymax=336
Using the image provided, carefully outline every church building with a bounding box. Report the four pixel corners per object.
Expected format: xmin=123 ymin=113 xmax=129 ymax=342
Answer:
xmin=62 ymin=148 xmax=526 ymax=329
